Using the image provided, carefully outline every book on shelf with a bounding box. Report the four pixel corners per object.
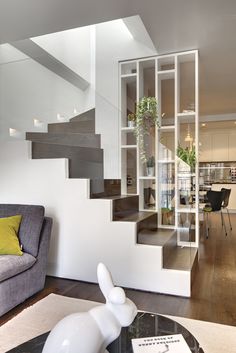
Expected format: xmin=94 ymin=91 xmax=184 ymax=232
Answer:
xmin=132 ymin=334 xmax=192 ymax=353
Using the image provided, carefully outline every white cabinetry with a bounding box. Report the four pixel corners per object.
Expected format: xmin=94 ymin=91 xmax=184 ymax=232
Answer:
xmin=199 ymin=134 xmax=212 ymax=162
xmin=228 ymin=134 xmax=236 ymax=161
xmin=200 ymin=131 xmax=236 ymax=162
xmin=211 ymin=133 xmax=228 ymax=161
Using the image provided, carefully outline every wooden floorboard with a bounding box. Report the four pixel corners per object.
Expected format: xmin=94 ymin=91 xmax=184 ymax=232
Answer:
xmin=1 ymin=213 xmax=236 ymax=327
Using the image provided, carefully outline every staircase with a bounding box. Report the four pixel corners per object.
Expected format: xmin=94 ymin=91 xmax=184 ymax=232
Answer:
xmin=26 ymin=108 xmax=198 ymax=291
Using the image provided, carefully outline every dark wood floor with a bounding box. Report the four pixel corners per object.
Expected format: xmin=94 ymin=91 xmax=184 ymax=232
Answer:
xmin=1 ymin=213 xmax=236 ymax=327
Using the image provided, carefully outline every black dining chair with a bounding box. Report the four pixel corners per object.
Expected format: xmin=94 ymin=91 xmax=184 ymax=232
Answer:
xmin=221 ymin=188 xmax=232 ymax=231
xmin=203 ymin=190 xmax=227 ymax=238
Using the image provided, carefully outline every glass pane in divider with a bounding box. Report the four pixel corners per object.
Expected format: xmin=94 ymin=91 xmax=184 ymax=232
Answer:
xmin=121 ymin=75 xmax=137 ymax=128
xmin=177 ymin=53 xmax=195 ymax=114
xmin=157 ymin=56 xmax=175 ymax=71
xmin=177 ymin=212 xmax=196 ymax=243
xmin=178 ymin=121 xmax=195 ymax=150
xmin=138 ymin=59 xmax=156 ymax=98
xmin=121 ymin=62 xmax=137 ymax=75
xmin=139 ymin=179 xmax=156 ymax=211
xmin=126 ymin=148 xmax=137 ymax=194
xmin=158 ymin=130 xmax=175 ymax=161
xmin=158 ymin=162 xmax=175 ymax=226
xmin=177 ymin=168 xmax=195 ymax=210
xmin=158 ymin=77 xmax=175 ymax=127
xmin=121 ymin=131 xmax=136 ymax=146
xmin=177 ymin=119 xmax=196 ymax=210
xmin=121 ymin=148 xmax=137 ymax=194
xmin=139 ymin=128 xmax=156 ymax=177
xmin=176 ymin=108 xmax=197 ymax=247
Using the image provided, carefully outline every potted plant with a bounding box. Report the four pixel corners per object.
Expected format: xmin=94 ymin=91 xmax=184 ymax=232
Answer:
xmin=134 ymin=96 xmax=159 ymax=164
xmin=146 ymin=156 xmax=155 ymax=176
xmin=127 ymin=113 xmax=136 ymax=128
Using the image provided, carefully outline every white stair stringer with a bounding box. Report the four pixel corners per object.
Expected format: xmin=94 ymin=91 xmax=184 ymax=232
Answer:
xmin=0 ymin=140 xmax=191 ymax=297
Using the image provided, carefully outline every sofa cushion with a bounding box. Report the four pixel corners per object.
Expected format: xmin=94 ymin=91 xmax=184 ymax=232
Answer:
xmin=0 ymin=253 xmax=36 ymax=282
xmin=0 ymin=215 xmax=23 ymax=255
xmin=0 ymin=205 xmax=45 ymax=257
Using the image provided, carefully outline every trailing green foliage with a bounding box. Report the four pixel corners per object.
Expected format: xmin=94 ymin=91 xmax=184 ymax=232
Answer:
xmin=134 ymin=97 xmax=159 ymax=163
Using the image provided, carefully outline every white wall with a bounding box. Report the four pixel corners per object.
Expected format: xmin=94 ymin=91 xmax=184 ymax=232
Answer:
xmin=32 ymin=27 xmax=92 ymax=82
xmin=0 ymin=43 xmax=28 ymax=64
xmin=31 ymin=26 xmax=96 ymax=112
xmin=95 ymin=17 xmax=157 ymax=179
xmin=0 ymin=44 xmax=87 ymax=141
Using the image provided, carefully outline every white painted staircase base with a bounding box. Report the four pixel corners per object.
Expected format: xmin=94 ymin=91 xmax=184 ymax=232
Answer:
xmin=0 ymin=141 xmax=192 ymax=297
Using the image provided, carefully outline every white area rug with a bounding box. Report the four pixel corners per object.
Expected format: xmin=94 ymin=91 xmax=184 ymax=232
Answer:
xmin=0 ymin=294 xmax=236 ymax=353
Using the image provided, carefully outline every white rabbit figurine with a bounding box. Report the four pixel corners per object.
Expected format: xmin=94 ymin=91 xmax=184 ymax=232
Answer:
xmin=42 ymin=263 xmax=137 ymax=353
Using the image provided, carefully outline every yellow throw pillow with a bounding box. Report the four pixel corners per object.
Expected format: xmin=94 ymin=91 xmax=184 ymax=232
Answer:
xmin=0 ymin=215 xmax=23 ymax=255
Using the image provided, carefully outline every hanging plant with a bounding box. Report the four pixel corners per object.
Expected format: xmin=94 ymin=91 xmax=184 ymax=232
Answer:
xmin=134 ymin=96 xmax=159 ymax=164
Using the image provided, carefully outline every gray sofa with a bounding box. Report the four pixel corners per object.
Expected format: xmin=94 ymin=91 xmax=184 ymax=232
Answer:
xmin=0 ymin=204 xmax=52 ymax=317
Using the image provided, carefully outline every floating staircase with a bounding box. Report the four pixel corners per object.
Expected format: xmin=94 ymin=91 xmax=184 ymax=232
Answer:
xmin=26 ymin=108 xmax=198 ymax=290
xmin=26 ymin=109 xmax=103 ymax=179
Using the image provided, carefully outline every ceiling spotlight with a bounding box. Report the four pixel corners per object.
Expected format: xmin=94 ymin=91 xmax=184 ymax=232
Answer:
xmin=201 ymin=123 xmax=206 ymax=127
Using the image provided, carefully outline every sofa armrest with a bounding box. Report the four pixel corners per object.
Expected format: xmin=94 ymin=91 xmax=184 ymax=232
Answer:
xmin=37 ymin=217 xmax=53 ymax=275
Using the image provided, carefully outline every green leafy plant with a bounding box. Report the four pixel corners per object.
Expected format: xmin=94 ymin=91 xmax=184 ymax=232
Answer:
xmin=177 ymin=145 xmax=196 ymax=169
xmin=134 ymin=97 xmax=159 ymax=163
xmin=127 ymin=113 xmax=136 ymax=122
xmin=146 ymin=156 xmax=155 ymax=168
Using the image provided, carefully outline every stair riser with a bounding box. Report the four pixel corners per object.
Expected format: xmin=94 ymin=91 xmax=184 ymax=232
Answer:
xmin=137 ymin=213 xmax=157 ymax=232
xmin=162 ymin=232 xmax=178 ymax=268
xmin=191 ymin=251 xmax=199 ymax=287
xmin=137 ymin=229 xmax=175 ymax=246
xmin=26 ymin=132 xmax=101 ymax=148
xmin=90 ymin=179 xmax=121 ymax=198
xmin=113 ymin=196 xmax=139 ymax=220
xmin=32 ymin=142 xmax=103 ymax=179
xmin=48 ymin=121 xmax=95 ymax=134
xmin=32 ymin=142 xmax=103 ymax=161
xmin=69 ymin=160 xmax=103 ymax=179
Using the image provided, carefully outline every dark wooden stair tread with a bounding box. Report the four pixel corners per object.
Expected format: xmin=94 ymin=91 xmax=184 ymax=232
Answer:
xmin=98 ymin=195 xmax=137 ymax=200
xmin=113 ymin=210 xmax=156 ymax=222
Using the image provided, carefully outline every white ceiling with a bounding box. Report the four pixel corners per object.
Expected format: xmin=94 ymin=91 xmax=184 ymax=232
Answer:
xmin=1 ymin=0 xmax=236 ymax=116
xmin=0 ymin=0 xmax=132 ymax=43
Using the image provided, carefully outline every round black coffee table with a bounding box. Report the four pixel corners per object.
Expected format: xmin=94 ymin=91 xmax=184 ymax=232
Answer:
xmin=7 ymin=312 xmax=204 ymax=353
